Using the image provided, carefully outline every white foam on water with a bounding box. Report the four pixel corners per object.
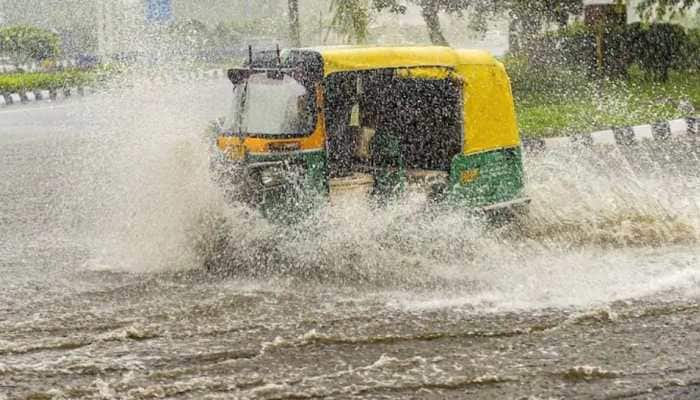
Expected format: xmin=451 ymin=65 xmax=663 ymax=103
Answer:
xmin=386 ymin=246 xmax=700 ymax=312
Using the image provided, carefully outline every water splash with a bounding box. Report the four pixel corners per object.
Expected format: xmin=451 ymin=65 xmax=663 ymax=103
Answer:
xmin=63 ymin=68 xmax=700 ymax=313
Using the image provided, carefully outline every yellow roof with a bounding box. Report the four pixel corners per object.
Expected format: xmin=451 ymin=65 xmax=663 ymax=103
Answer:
xmin=294 ymin=45 xmax=519 ymax=155
xmin=308 ymin=46 xmax=499 ymax=76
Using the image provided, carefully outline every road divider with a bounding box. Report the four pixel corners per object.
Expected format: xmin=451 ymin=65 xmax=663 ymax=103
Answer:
xmin=0 ymin=68 xmax=227 ymax=108
xmin=522 ymin=117 xmax=699 ymax=153
xmin=0 ymin=87 xmax=90 ymax=106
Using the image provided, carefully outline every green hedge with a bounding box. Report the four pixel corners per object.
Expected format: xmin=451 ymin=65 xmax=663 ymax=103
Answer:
xmin=0 ymin=70 xmax=94 ymax=94
xmin=0 ymin=25 xmax=61 ymax=63
xmin=504 ymin=54 xmax=593 ymax=103
xmin=528 ymin=22 xmax=699 ymax=81
xmin=625 ymin=22 xmax=697 ymax=81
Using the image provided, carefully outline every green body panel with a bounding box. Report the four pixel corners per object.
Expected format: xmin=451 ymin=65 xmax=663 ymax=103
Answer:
xmin=246 ymin=150 xmax=327 ymax=190
xmin=221 ymin=146 xmax=525 ymax=217
xmin=448 ymin=147 xmax=525 ymax=208
xmin=244 ymin=151 xmax=328 ymax=221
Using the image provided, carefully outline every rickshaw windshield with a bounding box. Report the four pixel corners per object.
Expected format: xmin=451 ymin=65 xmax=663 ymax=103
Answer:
xmin=225 ymin=73 xmax=316 ymax=137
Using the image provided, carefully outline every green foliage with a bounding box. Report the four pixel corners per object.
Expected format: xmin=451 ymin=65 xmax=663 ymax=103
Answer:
xmin=534 ymin=23 xmax=596 ymax=71
xmin=329 ymin=0 xmax=586 ymax=46
xmin=372 ymin=0 xmax=584 ymax=46
xmin=688 ymin=28 xmax=700 ymax=68
xmin=513 ymin=67 xmax=700 ymax=137
xmin=329 ymin=0 xmax=371 ymax=43
xmin=503 ymin=54 xmax=593 ymax=103
xmin=329 ymin=0 xmax=408 ymax=44
xmin=0 ymin=70 xmax=94 ymax=94
xmin=525 ymin=22 xmax=627 ymax=78
xmin=371 ymin=0 xmax=407 ymax=13
xmin=525 ymin=21 xmax=697 ymax=81
xmin=0 ymin=25 xmax=61 ymax=64
xmin=637 ymin=0 xmax=699 ymax=20
xmin=509 ymin=0 xmax=584 ymax=27
xmin=626 ymin=22 xmax=695 ymax=81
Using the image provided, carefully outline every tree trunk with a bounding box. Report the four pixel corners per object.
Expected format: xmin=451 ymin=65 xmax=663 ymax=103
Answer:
xmin=420 ymin=0 xmax=448 ymax=46
xmin=288 ymin=0 xmax=301 ymax=47
xmin=508 ymin=18 xmax=520 ymax=54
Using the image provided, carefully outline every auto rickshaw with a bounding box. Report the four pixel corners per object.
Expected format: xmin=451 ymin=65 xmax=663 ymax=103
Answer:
xmin=210 ymin=46 xmax=528 ymax=219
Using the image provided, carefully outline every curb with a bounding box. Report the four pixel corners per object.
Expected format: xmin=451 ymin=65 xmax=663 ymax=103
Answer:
xmin=522 ymin=117 xmax=699 ymax=153
xmin=0 ymin=68 xmax=227 ymax=109
xmin=0 ymin=87 xmax=93 ymax=107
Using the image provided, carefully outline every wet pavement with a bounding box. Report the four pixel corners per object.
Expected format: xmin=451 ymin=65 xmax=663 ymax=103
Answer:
xmin=2 ymin=80 xmax=700 ymax=399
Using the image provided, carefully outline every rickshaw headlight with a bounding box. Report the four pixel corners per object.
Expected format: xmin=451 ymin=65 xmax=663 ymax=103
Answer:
xmin=260 ymin=168 xmax=284 ymax=187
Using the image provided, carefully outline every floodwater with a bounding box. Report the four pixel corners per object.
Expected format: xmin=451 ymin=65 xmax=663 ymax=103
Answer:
xmin=2 ymin=77 xmax=700 ymax=399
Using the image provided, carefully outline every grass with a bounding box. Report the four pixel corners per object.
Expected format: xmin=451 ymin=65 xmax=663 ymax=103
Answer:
xmin=0 ymin=69 xmax=96 ymax=94
xmin=513 ymin=69 xmax=700 ymax=138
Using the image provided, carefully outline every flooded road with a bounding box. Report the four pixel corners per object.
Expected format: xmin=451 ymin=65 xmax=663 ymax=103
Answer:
xmin=2 ymin=79 xmax=700 ymax=399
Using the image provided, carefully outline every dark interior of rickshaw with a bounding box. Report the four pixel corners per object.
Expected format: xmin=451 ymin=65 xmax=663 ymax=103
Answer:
xmin=324 ymin=69 xmax=463 ymax=180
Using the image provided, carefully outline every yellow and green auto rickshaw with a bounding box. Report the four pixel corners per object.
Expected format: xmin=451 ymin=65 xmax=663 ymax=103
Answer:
xmin=210 ymin=46 xmax=528 ymax=219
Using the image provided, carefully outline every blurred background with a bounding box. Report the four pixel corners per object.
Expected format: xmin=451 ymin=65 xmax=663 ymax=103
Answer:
xmin=0 ymin=0 xmax=698 ymax=135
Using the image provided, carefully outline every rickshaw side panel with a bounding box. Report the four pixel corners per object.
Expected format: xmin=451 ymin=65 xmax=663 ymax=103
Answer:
xmin=448 ymin=147 xmax=525 ymax=207
xmin=449 ymin=60 xmax=526 ymax=207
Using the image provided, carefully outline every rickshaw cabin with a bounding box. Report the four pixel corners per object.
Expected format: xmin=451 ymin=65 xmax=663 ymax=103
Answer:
xmin=218 ymin=46 xmax=525 ymax=210
xmin=316 ymin=47 xmax=523 ymax=205
xmin=318 ymin=47 xmax=520 ymax=156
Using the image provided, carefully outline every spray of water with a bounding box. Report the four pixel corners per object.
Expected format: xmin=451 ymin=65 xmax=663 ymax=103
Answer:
xmin=78 ymin=74 xmax=700 ymax=312
xmin=45 ymin=26 xmax=696 ymax=312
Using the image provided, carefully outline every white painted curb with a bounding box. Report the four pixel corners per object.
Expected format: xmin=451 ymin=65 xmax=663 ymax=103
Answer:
xmin=0 ymin=68 xmax=226 ymax=109
xmin=53 ymin=90 xmax=66 ymax=101
xmin=523 ymin=117 xmax=699 ymax=152
xmin=37 ymin=90 xmax=50 ymax=101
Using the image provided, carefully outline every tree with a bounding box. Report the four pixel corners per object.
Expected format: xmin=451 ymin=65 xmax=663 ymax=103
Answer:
xmin=329 ymin=0 xmax=371 ymax=43
xmin=506 ymin=0 xmax=583 ymax=52
xmin=329 ymin=0 xmax=407 ymax=44
xmin=417 ymin=0 xmax=449 ymax=45
xmin=395 ymin=0 xmax=583 ymax=47
xmin=626 ymin=22 xmax=693 ymax=81
xmin=373 ymin=0 xmax=473 ymax=46
xmin=0 ymin=25 xmax=61 ymax=66
xmin=637 ymin=0 xmax=699 ymax=20
xmin=289 ymin=0 xmax=301 ymax=47
xmin=330 ymin=0 xmax=457 ymax=46
xmin=330 ymin=0 xmax=586 ymax=47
